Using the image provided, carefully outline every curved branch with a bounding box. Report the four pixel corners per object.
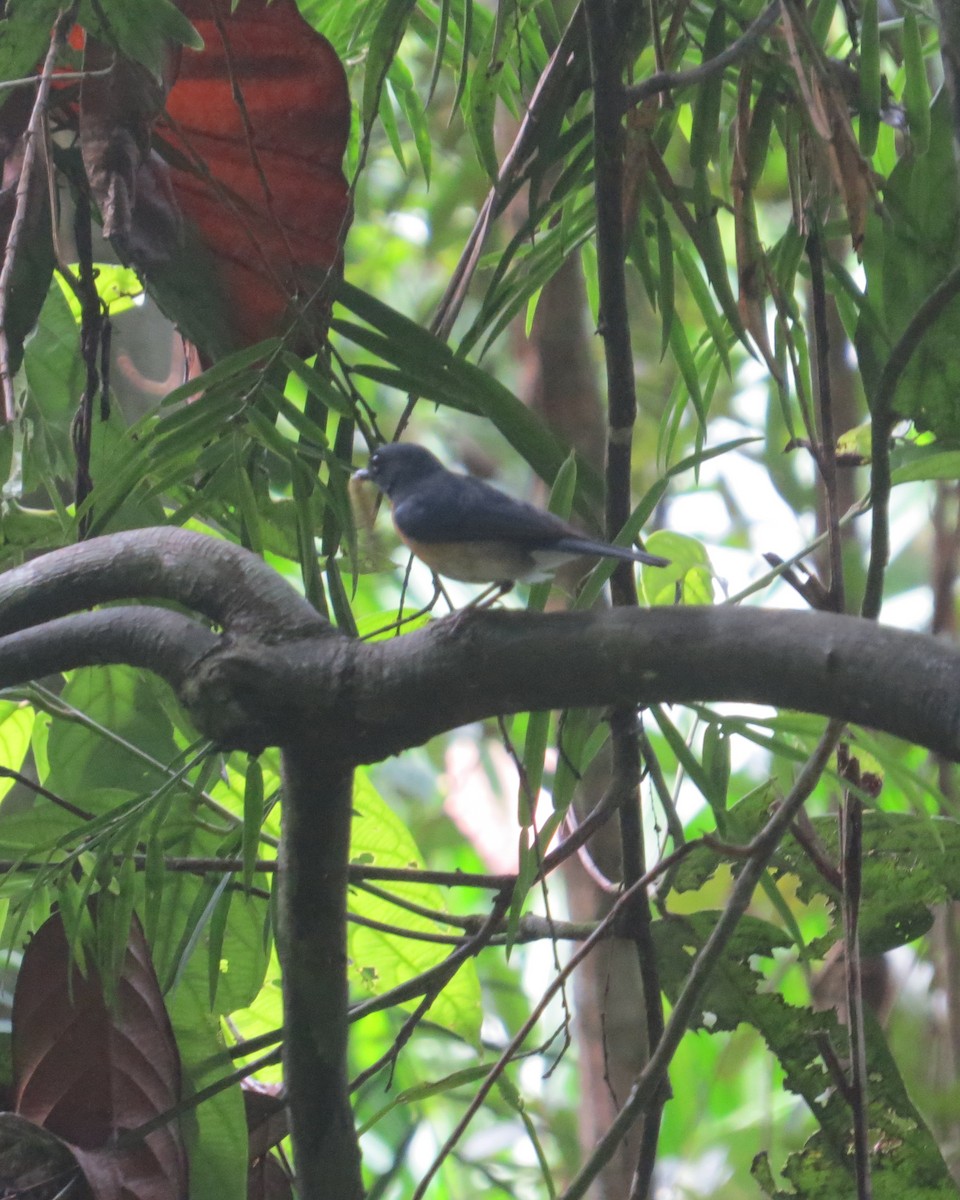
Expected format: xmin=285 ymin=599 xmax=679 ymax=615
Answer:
xmin=349 ymin=607 xmax=960 ymax=762
xmin=0 ymin=607 xmax=218 ymax=691
xmin=622 ymin=1 xmax=782 ymax=110
xmin=1 ymin=537 xmax=958 ymax=762
xmin=0 ymin=528 xmax=330 ymax=638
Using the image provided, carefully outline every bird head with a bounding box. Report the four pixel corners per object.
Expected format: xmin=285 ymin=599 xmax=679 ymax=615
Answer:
xmin=353 ymin=443 xmax=446 ymax=499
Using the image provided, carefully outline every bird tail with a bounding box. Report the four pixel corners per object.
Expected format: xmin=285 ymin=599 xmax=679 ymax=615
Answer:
xmin=552 ymin=536 xmax=670 ymax=569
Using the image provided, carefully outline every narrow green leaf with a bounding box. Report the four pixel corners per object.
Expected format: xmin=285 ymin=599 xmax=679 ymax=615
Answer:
xmin=165 ymin=873 xmax=232 ymax=996
xmin=651 ymin=705 xmax=713 ymax=802
xmin=161 ymin=339 xmax=280 ymax=407
xmin=858 ymin=0 xmax=880 ymax=155
xmin=903 ymin=11 xmax=931 ymax=155
xmin=232 ymin=446 xmax=263 ymax=557
xmin=426 ymin=0 xmax=451 ymax=104
xmin=465 ymin=21 xmax=501 ymax=178
xmin=701 ymin=723 xmax=730 ymax=815
xmin=745 ymin=78 xmax=778 ymax=189
xmin=390 ymin=58 xmax=432 ymax=183
xmin=628 ymin=219 xmax=660 ymax=318
xmin=379 ymin=80 xmax=407 ymax=170
xmin=292 ymin=462 xmax=327 ymax=615
xmin=362 ymin=0 xmax=417 ymax=131
xmin=452 ymin=0 xmax=474 ymax=116
xmin=506 ymin=825 xmax=539 ymax=955
xmin=689 ymin=6 xmax=726 ymax=170
xmin=669 ymin=319 xmax=706 ymax=428
xmin=692 ymin=167 xmax=745 ymax=344
xmin=657 ymin=217 xmax=675 ymax=359
xmin=325 ymin=556 xmax=359 ymax=635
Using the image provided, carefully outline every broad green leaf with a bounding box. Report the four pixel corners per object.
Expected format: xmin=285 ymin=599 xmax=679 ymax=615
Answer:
xmin=55 ymin=264 xmax=143 ymax=320
xmin=349 ymin=771 xmax=482 ymax=1044
xmin=0 ymin=701 xmax=33 ymax=802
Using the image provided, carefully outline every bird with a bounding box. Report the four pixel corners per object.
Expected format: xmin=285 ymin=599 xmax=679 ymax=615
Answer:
xmin=352 ymin=442 xmax=669 ymax=600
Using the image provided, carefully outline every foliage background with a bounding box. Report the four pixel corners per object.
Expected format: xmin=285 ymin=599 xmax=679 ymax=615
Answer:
xmin=0 ymin=0 xmax=959 ymax=1197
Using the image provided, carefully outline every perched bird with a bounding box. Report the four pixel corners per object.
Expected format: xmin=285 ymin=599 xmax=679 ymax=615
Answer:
xmin=353 ymin=442 xmax=669 ymax=597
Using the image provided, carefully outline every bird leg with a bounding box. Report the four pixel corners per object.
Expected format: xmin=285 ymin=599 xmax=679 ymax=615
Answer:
xmin=466 ymin=580 xmax=514 ymax=609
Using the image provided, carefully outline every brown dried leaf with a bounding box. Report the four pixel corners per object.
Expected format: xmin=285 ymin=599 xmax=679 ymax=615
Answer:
xmin=780 ymin=1 xmax=876 ymax=253
xmin=79 ymin=38 xmax=172 ymax=252
xmin=12 ymin=907 xmax=187 ymax=1200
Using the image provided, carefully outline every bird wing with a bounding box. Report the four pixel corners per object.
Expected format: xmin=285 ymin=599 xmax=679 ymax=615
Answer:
xmin=392 ymin=474 xmax=575 ymax=546
xmin=392 ymin=472 xmax=669 ymax=568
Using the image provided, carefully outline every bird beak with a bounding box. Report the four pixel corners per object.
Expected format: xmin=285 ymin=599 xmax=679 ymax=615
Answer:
xmin=352 ymin=466 xmax=371 ymax=482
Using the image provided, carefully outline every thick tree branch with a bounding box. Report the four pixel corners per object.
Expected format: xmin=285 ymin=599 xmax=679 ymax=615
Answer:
xmin=278 ymin=743 xmax=362 ymax=1199
xmin=0 ymin=543 xmax=958 ymax=762
xmin=0 ymin=527 xmax=329 ymax=638
xmin=0 ymin=607 xmax=218 ymax=689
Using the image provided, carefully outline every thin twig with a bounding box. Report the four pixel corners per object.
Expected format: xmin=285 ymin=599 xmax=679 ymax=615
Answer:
xmin=0 ymin=4 xmax=77 ymax=423
xmin=0 ymin=64 xmax=113 ymax=92
xmin=623 ymin=1 xmax=782 ymax=109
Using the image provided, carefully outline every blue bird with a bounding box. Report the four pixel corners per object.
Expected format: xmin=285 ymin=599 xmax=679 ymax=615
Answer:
xmin=353 ymin=443 xmax=669 ymax=596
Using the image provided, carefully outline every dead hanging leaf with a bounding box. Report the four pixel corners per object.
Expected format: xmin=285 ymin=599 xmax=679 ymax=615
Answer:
xmin=12 ymin=906 xmax=187 ymax=1200
xmin=0 ymin=85 xmax=56 ymax=377
xmin=732 ymin=68 xmax=780 ymax=380
xmin=79 ymin=37 xmax=168 ymax=252
xmin=780 ymin=3 xmax=877 ymax=254
xmin=153 ymin=0 xmax=352 ymax=353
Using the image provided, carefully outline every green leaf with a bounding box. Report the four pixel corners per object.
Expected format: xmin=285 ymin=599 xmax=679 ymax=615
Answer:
xmin=892 ymin=448 xmax=960 ymax=484
xmin=362 ymin=0 xmax=417 ymax=131
xmin=902 ymin=11 xmax=931 ymax=156
xmin=465 ymin=18 xmax=502 ymax=179
xmin=79 ymin=0 xmax=203 ymax=76
xmin=689 ymin=6 xmax=726 ymax=170
xmin=657 ymin=217 xmax=675 ymax=359
xmin=0 ymin=2 xmax=61 ymax=114
xmin=55 ymin=264 xmax=143 ymax=320
xmin=389 ymin=57 xmax=432 ymax=184
xmin=858 ymin=0 xmax=880 ymax=155
xmin=162 ymin=340 xmax=281 ymax=407
xmin=0 ymin=701 xmax=34 ymax=802
xmin=349 ymin=771 xmax=482 ymax=1044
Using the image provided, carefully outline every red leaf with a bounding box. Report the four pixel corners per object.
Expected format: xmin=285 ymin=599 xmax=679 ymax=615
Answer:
xmin=156 ymin=0 xmax=352 ymax=351
xmin=12 ymin=908 xmax=187 ymax=1200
